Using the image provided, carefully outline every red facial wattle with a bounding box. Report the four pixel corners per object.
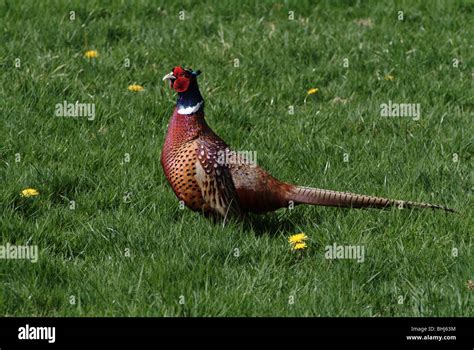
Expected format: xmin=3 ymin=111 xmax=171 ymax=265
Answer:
xmin=173 ymin=76 xmax=190 ymax=92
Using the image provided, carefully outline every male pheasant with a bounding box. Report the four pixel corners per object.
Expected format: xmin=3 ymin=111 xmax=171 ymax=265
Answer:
xmin=161 ymin=66 xmax=454 ymax=219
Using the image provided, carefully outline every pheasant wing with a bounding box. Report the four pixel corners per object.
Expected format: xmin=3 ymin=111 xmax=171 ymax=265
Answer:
xmin=194 ymin=138 xmax=242 ymax=219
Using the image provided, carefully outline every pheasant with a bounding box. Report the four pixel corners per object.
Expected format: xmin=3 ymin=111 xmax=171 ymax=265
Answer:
xmin=161 ymin=66 xmax=454 ymax=220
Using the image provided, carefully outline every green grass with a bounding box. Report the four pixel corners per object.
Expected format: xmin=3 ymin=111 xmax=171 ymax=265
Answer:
xmin=0 ymin=0 xmax=472 ymax=316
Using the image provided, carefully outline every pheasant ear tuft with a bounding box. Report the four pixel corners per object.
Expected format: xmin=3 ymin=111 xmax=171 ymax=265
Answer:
xmin=192 ymin=70 xmax=202 ymax=77
xmin=173 ymin=66 xmax=186 ymax=76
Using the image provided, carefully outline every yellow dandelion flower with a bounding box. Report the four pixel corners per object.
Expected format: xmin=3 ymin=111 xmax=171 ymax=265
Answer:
xmin=128 ymin=84 xmax=144 ymax=92
xmin=20 ymin=188 xmax=39 ymax=198
xmin=84 ymin=50 xmax=99 ymax=59
xmin=304 ymin=88 xmax=319 ymax=104
xmin=291 ymin=242 xmax=307 ymax=251
xmin=384 ymin=74 xmax=395 ymax=81
xmin=288 ymin=233 xmax=308 ymax=244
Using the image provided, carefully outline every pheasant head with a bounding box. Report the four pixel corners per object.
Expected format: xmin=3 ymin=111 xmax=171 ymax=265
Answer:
xmin=163 ymin=66 xmax=204 ymax=115
xmin=163 ymin=66 xmax=201 ymax=92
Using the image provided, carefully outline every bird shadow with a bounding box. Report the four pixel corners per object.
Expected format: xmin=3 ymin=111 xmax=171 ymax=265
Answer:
xmin=238 ymin=209 xmax=324 ymax=236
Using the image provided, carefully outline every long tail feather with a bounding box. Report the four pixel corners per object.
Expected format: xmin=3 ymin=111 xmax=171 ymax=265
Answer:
xmin=287 ymin=186 xmax=455 ymax=212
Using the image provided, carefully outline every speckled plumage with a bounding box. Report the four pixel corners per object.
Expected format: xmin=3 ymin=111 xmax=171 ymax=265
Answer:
xmin=161 ymin=109 xmax=207 ymax=211
xmin=161 ymin=107 xmax=242 ymax=217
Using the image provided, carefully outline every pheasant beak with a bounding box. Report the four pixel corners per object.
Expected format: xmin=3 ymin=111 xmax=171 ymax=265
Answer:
xmin=162 ymin=72 xmax=176 ymax=81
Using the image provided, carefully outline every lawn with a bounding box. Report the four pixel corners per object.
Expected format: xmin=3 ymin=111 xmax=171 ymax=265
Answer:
xmin=0 ymin=0 xmax=472 ymax=316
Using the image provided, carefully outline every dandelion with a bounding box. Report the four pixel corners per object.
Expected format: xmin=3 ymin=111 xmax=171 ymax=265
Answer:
xmin=20 ymin=188 xmax=39 ymax=198
xmin=85 ymin=50 xmax=99 ymax=58
xmin=288 ymin=233 xmax=308 ymax=244
xmin=128 ymin=84 xmax=144 ymax=92
xmin=84 ymin=50 xmax=99 ymax=59
xmin=288 ymin=233 xmax=309 ymax=251
xmin=291 ymin=242 xmax=307 ymax=251
xmin=304 ymin=88 xmax=319 ymax=104
xmin=384 ymin=74 xmax=395 ymax=81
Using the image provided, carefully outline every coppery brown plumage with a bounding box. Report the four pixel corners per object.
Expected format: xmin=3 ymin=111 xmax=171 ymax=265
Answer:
xmin=161 ymin=66 xmax=454 ymax=219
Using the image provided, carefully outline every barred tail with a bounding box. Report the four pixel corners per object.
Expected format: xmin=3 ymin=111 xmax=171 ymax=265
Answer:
xmin=287 ymin=186 xmax=455 ymax=212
